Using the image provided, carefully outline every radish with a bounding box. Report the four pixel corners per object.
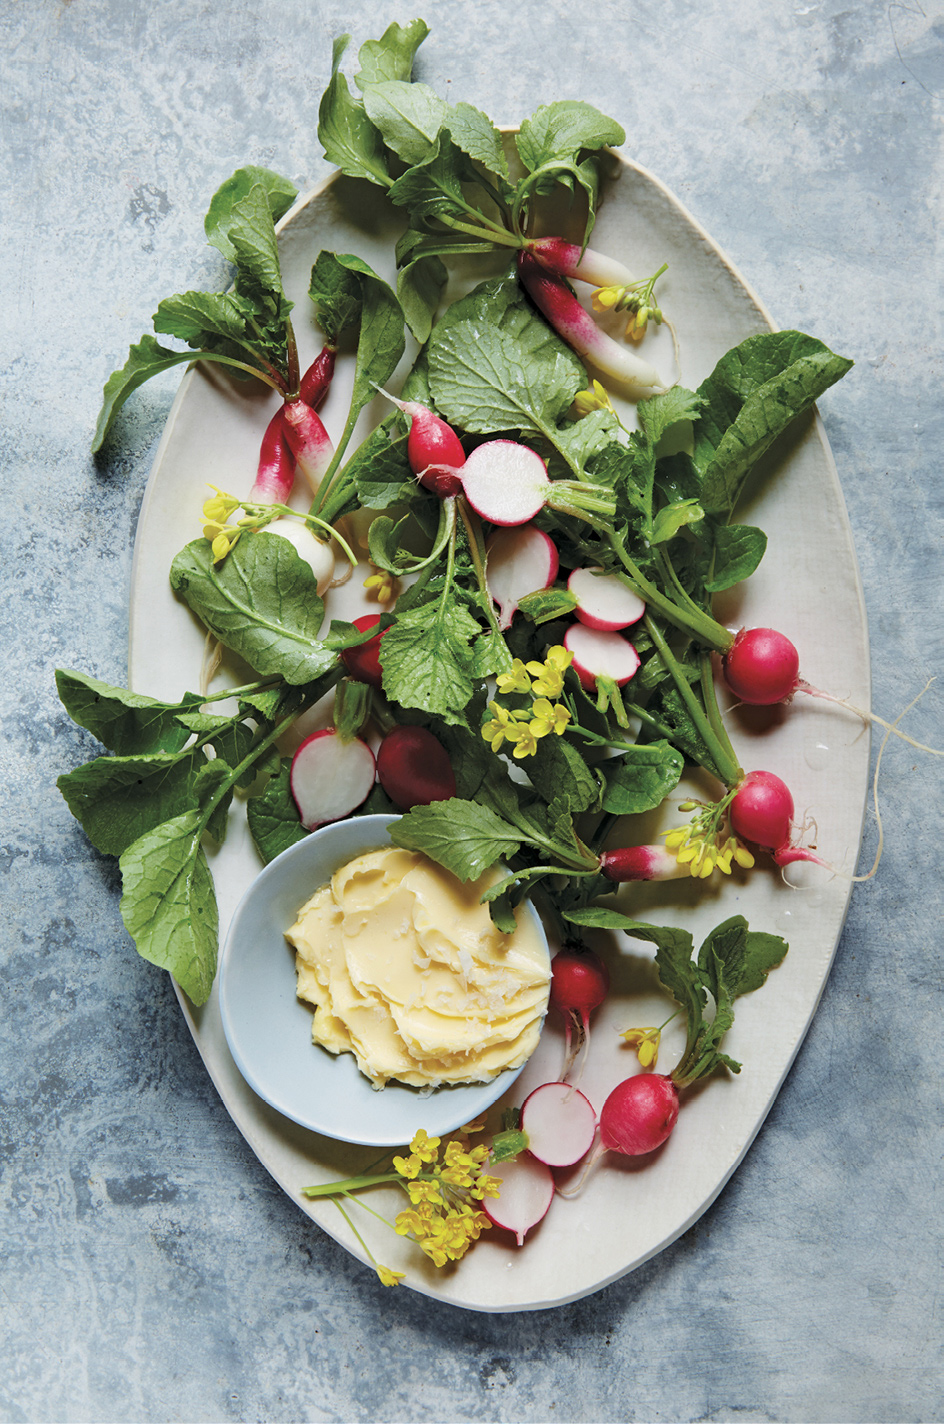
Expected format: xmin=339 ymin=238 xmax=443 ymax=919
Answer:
xmin=250 ymin=406 xmax=296 ymax=503
xmin=264 ymin=518 xmax=335 ymax=595
xmin=550 ymin=945 xmax=609 ymax=1082
xmin=485 ymin=526 xmax=559 ymax=630
xmin=599 ymin=1074 xmax=680 ymax=1156
xmin=564 ymin=623 xmax=641 ymax=690
xmin=599 ymin=845 xmax=690 ymax=883
xmin=377 ymin=389 xmax=466 ymax=496
xmin=482 ymin=1154 xmax=555 ymax=1246
xmin=376 ymin=725 xmax=457 ymax=811
xmin=282 ymin=399 xmax=334 ymax=495
xmin=729 ymin=769 xmax=828 ymax=869
xmin=340 ymin=614 xmax=386 ymax=689
xmin=289 ymin=729 xmax=376 ymax=830
xmin=519 ymin=1082 xmax=597 ymax=1167
xmin=569 ymin=567 xmax=645 ymax=631
xmin=517 ymin=252 xmax=662 ymax=395
xmin=298 ymin=343 xmax=336 ymax=408
xmin=525 ymin=237 xmax=636 ymax=289
xmin=460 ymin=441 xmax=614 ymax=527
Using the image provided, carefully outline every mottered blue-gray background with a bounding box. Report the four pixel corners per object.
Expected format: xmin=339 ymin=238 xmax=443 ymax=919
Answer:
xmin=2 ymin=1 xmax=942 ymax=1421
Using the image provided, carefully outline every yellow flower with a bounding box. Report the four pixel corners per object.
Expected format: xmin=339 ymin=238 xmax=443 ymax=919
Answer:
xmin=409 ymin=1129 xmax=440 ymax=1162
xmin=376 ymin=1265 xmax=405 ymax=1287
xmin=481 ymin=701 xmax=516 ymax=753
xmin=511 ymin=722 xmax=539 ymax=758
xmin=620 ymin=1025 xmax=663 ymax=1068
xmin=526 ymin=646 xmax=573 ymax=698
xmin=364 ymin=567 xmax=399 ymax=604
xmin=406 ymin=1178 xmax=444 ymax=1207
xmin=496 ymin=659 xmax=533 ymax=695
xmin=202 ymin=486 xmax=242 ymax=524
xmin=573 ymin=379 xmax=615 ymax=417
xmin=207 ymin=525 xmax=242 ymax=562
xmin=591 ymin=284 xmax=626 ymax=312
xmin=626 ymin=307 xmax=650 ymax=342
xmin=530 ymin=698 xmax=571 ymax=738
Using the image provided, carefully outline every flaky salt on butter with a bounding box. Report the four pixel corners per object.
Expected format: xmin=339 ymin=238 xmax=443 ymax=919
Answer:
xmin=284 ymin=846 xmax=551 ymax=1089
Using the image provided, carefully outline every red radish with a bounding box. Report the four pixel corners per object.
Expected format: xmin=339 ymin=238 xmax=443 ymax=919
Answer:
xmin=298 ymin=343 xmax=336 ymax=408
xmin=282 ymin=399 xmax=334 ymax=495
xmin=485 ymin=526 xmax=559 ymax=630
xmin=729 ymin=770 xmax=795 ymax=852
xmin=376 ymin=725 xmax=457 ymax=811
xmin=564 ymin=623 xmax=641 ymax=690
xmin=517 ymin=252 xmax=662 ymax=394
xmin=599 ymin=845 xmax=689 ymax=883
xmin=722 ymin=627 xmax=801 ymax=706
xmin=599 ymin=1074 xmax=680 ymax=1156
xmin=525 ymin=237 xmax=636 ymax=289
xmin=250 ymin=406 xmax=296 ymax=503
xmin=264 ymin=519 xmax=335 ymax=594
xmin=569 ymin=567 xmax=645 ymax=631
xmin=377 ymin=390 xmax=466 ymax=495
xmin=483 ymin=1154 xmax=555 ymax=1245
xmin=519 ymin=1082 xmax=597 ymax=1167
xmin=289 ymin=730 xmax=376 ymax=830
xmin=340 ymin=614 xmax=386 ymax=689
xmin=550 ymin=946 xmax=609 ymax=1082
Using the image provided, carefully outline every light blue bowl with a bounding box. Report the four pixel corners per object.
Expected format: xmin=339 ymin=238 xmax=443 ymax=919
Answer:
xmin=218 ymin=814 xmax=549 ymax=1147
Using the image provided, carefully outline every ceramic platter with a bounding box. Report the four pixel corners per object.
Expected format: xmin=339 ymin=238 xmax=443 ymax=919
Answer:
xmin=128 ymin=151 xmax=870 ymax=1312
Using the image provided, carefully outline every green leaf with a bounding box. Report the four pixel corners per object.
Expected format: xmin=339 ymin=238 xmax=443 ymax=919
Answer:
xmin=119 ymin=810 xmax=218 ymax=1005
xmin=204 ymin=166 xmax=297 ymax=262
xmin=55 ymin=669 xmax=201 ymax=755
xmin=515 ymin=101 xmax=624 ymax=172
xmin=704 ymin=523 xmax=768 ymax=592
xmin=318 ymin=49 xmax=390 ymax=188
xmin=516 ymin=587 xmax=579 ymax=625
xmin=307 ymin=249 xmax=365 ymax=343
xmin=446 ymin=103 xmax=510 ymax=182
xmin=598 ymin=741 xmax=685 ymax=815
xmin=93 ymin=335 xmax=197 ymax=452
xmin=175 ymin=711 xmax=259 ymax=790
xmin=387 ymin=132 xmax=474 ymax=222
xmin=380 ymin=597 xmax=482 ymax=721
xmin=332 ymin=253 xmax=406 ymax=419
xmin=397 ymin=252 xmax=447 ymax=343
xmin=650 ymin=498 xmax=705 ymax=545
xmin=697 ymin=916 xmax=788 ymax=1000
xmin=246 ymin=759 xmax=308 ymax=864
xmin=223 ymin=182 xmax=288 ymax=304
xmin=152 ymin=290 xmax=253 ymax=350
xmin=169 ymin=535 xmax=338 ymax=686
xmin=390 ymin=799 xmax=524 ymax=881
xmin=346 ymin=415 xmax=416 ymax=508
xmin=354 ymin=18 xmax=429 ymax=86
xmin=638 ymin=385 xmax=704 ymax=448
xmin=527 ymin=735 xmax=599 ymax=814
xmin=361 ymin=80 xmax=447 ymax=165
xmin=57 ymin=750 xmax=206 ymax=858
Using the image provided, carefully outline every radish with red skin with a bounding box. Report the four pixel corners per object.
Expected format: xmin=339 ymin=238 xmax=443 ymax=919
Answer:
xmin=564 ymin=623 xmax=640 ymax=691
xmin=250 ymin=406 xmax=297 ymax=503
xmin=340 ymin=614 xmax=385 ymax=689
xmin=282 ymin=399 xmax=334 ymax=494
xmin=550 ymin=946 xmax=609 ymax=1082
xmin=569 ymin=567 xmax=646 ymax=631
xmin=289 ymin=729 xmax=376 ymax=830
xmin=376 ymin=390 xmax=466 ymax=495
xmin=482 ymin=1153 xmax=555 ymax=1246
xmin=525 ymin=237 xmax=636 ymax=289
xmin=298 ymin=343 xmax=336 ymax=408
xmin=485 ymin=526 xmax=559 ymax=631
xmin=729 ymin=769 xmax=830 ymax=869
xmin=599 ymin=1074 xmax=680 ymax=1156
xmin=519 ymin=1082 xmax=597 ymax=1167
xmin=600 ymin=844 xmax=690 ymax=883
xmin=722 ymin=627 xmax=801 ymax=706
xmin=517 ymin=252 xmax=662 ymax=394
xmin=376 ymin=725 xmax=456 ymax=811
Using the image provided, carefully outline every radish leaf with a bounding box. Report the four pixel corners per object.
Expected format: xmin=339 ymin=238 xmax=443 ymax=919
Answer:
xmin=515 ymin=101 xmax=625 ymax=173
xmin=390 ymin=799 xmax=525 ymax=881
xmin=203 ymin=166 xmax=297 ymax=262
xmin=354 ymin=18 xmax=429 ymax=87
xmin=54 ymin=669 xmax=202 ymax=755
xmin=598 ymin=742 xmax=685 ymax=815
xmin=361 ymin=81 xmax=447 ymax=166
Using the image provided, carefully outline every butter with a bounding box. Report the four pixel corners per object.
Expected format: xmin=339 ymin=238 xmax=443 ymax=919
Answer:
xmin=285 ymin=846 xmax=550 ymax=1089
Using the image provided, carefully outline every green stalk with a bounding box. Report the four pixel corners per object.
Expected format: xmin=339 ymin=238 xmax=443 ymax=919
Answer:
xmin=608 ymin=537 xmax=733 ymax=652
xmin=303 ymin=1171 xmax=401 ymax=1197
xmin=456 ymin=498 xmax=505 ymax=642
xmin=699 ymin=652 xmax=743 ymax=786
xmin=644 ymin=615 xmax=741 ymax=788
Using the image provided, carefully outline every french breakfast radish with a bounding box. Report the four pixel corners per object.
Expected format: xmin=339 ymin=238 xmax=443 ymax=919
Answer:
xmin=519 ymin=1082 xmax=597 ymax=1167
xmin=289 ymin=729 xmax=376 ymax=830
xmin=263 ymin=519 xmax=335 ymax=594
xmin=250 ymin=406 xmax=297 ymax=503
xmin=569 ymin=567 xmax=646 ymax=631
xmin=482 ymin=1153 xmax=555 ymax=1246
xmin=282 ymin=399 xmax=333 ymax=495
xmin=550 ymin=946 xmax=609 ymax=1082
xmin=298 ymin=343 xmax=337 ymax=408
xmin=376 ymin=725 xmax=457 ymax=810
xmin=525 ymin=237 xmax=636 ymax=289
xmin=485 ymin=526 xmax=559 ymax=630
xmin=340 ymin=614 xmax=385 ymax=689
xmin=564 ymin=623 xmax=641 ymax=690
xmin=599 ymin=845 xmax=690 ymax=883
xmin=377 ymin=390 xmax=466 ymax=495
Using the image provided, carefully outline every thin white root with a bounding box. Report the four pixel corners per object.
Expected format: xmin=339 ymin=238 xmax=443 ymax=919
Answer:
xmin=848 ymin=681 xmax=932 ymax=883
xmin=799 ymin=679 xmax=942 ymax=756
xmin=200 ymin=634 xmax=223 ymax=697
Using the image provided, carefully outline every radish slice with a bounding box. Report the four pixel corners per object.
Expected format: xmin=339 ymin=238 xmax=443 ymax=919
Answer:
xmin=265 ymin=518 xmax=335 ymax=595
xmin=483 ymin=1155 xmax=555 ymax=1246
xmin=520 ymin=1082 xmax=597 ymax=1167
xmin=289 ymin=730 xmax=376 ymax=831
xmin=569 ymin=567 xmax=645 ymax=631
xmin=486 ymin=526 xmax=559 ymax=630
xmin=460 ymin=441 xmax=550 ymax=526
xmin=564 ymin=623 xmax=641 ymax=690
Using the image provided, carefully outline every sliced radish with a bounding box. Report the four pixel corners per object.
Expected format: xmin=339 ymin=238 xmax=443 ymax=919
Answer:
xmin=461 ymin=441 xmax=550 ymax=526
xmin=265 ymin=519 xmax=335 ymax=595
xmin=483 ymin=1154 xmax=555 ymax=1246
xmin=520 ymin=1082 xmax=597 ymax=1167
xmin=564 ymin=623 xmax=641 ymax=691
xmin=569 ymin=567 xmax=645 ymax=631
xmin=485 ymin=526 xmax=559 ymax=631
xmin=289 ymin=730 xmax=376 ymax=831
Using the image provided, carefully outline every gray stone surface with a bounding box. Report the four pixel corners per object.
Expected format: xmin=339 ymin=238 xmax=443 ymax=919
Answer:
xmin=2 ymin=1 xmax=941 ymax=1420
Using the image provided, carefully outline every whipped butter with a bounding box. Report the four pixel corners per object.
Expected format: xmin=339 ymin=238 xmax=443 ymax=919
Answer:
xmin=285 ymin=846 xmax=550 ymax=1088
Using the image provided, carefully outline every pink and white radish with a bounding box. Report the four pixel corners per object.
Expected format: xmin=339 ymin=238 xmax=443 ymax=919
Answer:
xmin=599 ymin=844 xmax=690 ymax=883
xmin=519 ymin=1082 xmax=597 ymax=1167
xmin=525 ymin=237 xmax=636 ymax=289
xmin=289 ymin=730 xmax=376 ymax=831
xmin=460 ymin=441 xmax=614 ymax=527
xmin=377 ymin=390 xmax=466 ymax=496
xmin=482 ymin=1153 xmax=555 ymax=1246
xmin=376 ymin=725 xmax=456 ymax=811
xmin=549 ymin=946 xmax=609 ymax=1082
xmin=340 ymin=614 xmax=385 ymax=689
xmin=250 ymin=406 xmax=297 ymax=503
xmin=569 ymin=567 xmax=645 ymax=631
xmin=564 ymin=623 xmax=641 ymax=691
xmin=264 ymin=519 xmax=335 ymax=595
xmin=485 ymin=526 xmax=559 ymax=630
xmin=282 ymin=399 xmax=334 ymax=495
xmin=298 ymin=343 xmax=337 ymax=409
xmin=517 ymin=252 xmax=662 ymax=395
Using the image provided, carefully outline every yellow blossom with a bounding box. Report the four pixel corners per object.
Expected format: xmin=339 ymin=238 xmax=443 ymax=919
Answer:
xmin=530 ymin=698 xmax=571 ymax=738
xmin=620 ymin=1025 xmax=663 ymax=1068
xmin=207 ymin=525 xmax=242 ymax=562
xmin=626 ymin=307 xmax=650 ymax=342
xmin=202 ymin=486 xmax=243 ymax=524
xmin=496 ymin=659 xmax=534 ymax=695
xmin=364 ymin=567 xmax=399 ymax=604
xmin=573 ymin=379 xmax=615 ymax=417
xmin=591 ymin=284 xmax=625 ymax=312
xmin=409 ymin=1129 xmax=440 ymax=1163
xmin=511 ymin=721 xmax=539 ymax=758
xmin=376 ymin=1265 xmax=405 ymax=1287
xmin=405 ymin=1178 xmax=444 ymax=1207
xmin=526 ymin=646 xmax=573 ymax=698
xmin=481 ymin=701 xmax=522 ymax=754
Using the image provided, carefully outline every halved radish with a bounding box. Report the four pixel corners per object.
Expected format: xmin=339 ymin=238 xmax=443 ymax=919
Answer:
xmin=520 ymin=1082 xmax=597 ymax=1167
xmin=461 ymin=441 xmax=551 ymax=526
xmin=289 ymin=730 xmax=376 ymax=830
xmin=483 ymin=1154 xmax=555 ymax=1246
xmin=568 ymin=567 xmax=645 ymax=631
xmin=265 ymin=519 xmax=335 ymax=595
xmin=485 ymin=526 xmax=559 ymax=630
xmin=564 ymin=623 xmax=641 ymax=691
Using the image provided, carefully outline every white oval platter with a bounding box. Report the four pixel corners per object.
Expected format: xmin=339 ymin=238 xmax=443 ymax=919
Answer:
xmin=127 ymin=152 xmax=870 ymax=1312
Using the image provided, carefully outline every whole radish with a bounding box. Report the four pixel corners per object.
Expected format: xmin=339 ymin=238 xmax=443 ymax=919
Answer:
xmin=376 ymin=725 xmax=457 ymax=811
xmin=730 ymin=770 xmax=828 ymax=869
xmin=722 ymin=627 xmax=801 ymax=705
xmin=550 ymin=946 xmax=609 ymax=1082
xmin=598 ymin=1074 xmax=679 ymax=1156
xmin=298 ymin=343 xmax=337 ymax=408
xmin=599 ymin=845 xmax=690 ymax=883
xmin=282 ymin=399 xmax=334 ymax=495
xmin=340 ymin=614 xmax=385 ymax=689
xmin=378 ymin=390 xmax=466 ymax=495
xmin=264 ymin=519 xmax=335 ymax=595
xmin=250 ymin=406 xmax=297 ymax=504
xmin=525 ymin=237 xmax=637 ymax=289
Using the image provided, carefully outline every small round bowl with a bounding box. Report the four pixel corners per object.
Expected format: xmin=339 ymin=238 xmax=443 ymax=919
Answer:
xmin=218 ymin=814 xmax=549 ymax=1147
